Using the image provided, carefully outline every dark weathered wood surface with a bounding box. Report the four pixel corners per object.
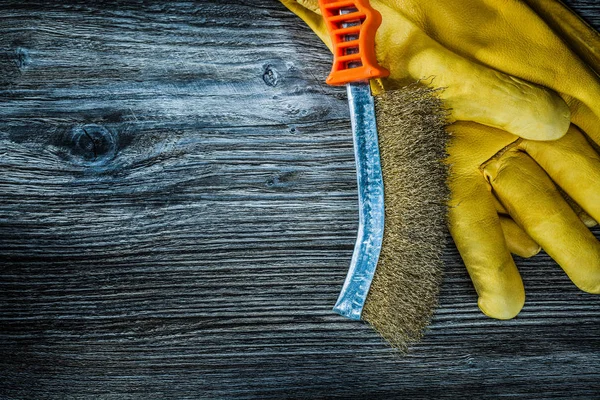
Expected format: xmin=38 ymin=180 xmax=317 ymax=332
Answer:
xmin=0 ymin=1 xmax=599 ymax=398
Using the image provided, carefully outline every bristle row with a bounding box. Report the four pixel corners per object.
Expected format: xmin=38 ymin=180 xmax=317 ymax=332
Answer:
xmin=361 ymin=86 xmax=449 ymax=351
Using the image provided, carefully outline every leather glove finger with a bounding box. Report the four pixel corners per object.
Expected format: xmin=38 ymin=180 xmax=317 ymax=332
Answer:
xmin=447 ymin=122 xmax=525 ymax=319
xmin=491 ymin=164 xmax=598 ymax=228
xmin=448 ymin=173 xmax=525 ymax=319
xmin=499 ymin=216 xmax=541 ymax=258
xmin=483 ymin=150 xmax=600 ymax=294
xmin=518 ymin=125 xmax=600 ymax=223
xmin=563 ymin=97 xmax=600 ymax=147
xmin=558 ymin=190 xmax=598 ymax=228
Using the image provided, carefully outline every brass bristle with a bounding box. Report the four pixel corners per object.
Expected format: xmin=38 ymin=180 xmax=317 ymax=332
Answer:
xmin=361 ymin=86 xmax=449 ymax=351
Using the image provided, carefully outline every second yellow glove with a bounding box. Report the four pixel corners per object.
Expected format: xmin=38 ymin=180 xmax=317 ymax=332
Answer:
xmin=447 ymin=122 xmax=600 ymax=318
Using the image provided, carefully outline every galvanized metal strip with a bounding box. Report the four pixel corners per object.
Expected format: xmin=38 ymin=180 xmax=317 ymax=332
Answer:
xmin=333 ymin=82 xmax=385 ymax=320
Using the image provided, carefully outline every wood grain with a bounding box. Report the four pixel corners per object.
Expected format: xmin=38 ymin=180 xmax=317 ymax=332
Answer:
xmin=0 ymin=1 xmax=599 ymax=398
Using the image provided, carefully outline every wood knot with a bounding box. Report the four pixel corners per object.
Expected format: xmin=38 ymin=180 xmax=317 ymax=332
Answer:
xmin=70 ymin=124 xmax=118 ymax=165
xmin=13 ymin=47 xmax=31 ymax=70
xmin=0 ymin=46 xmax=31 ymax=84
xmin=262 ymin=64 xmax=279 ymax=87
xmin=266 ymin=171 xmax=299 ymax=188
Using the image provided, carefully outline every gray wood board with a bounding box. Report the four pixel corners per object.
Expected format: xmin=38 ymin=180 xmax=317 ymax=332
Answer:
xmin=0 ymin=1 xmax=599 ymax=399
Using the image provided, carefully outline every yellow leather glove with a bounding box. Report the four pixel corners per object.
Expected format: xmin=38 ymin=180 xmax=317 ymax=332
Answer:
xmin=280 ymin=0 xmax=600 ymax=143
xmin=447 ymin=122 xmax=600 ymax=319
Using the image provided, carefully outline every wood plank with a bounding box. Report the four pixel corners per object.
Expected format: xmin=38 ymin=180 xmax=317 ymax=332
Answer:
xmin=0 ymin=1 xmax=599 ymax=398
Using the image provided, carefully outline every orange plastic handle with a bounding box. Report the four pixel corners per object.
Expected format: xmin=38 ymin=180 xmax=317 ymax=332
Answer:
xmin=318 ymin=0 xmax=389 ymax=86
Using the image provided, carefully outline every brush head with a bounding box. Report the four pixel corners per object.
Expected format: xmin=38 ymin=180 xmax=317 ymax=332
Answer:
xmin=361 ymin=85 xmax=449 ymax=351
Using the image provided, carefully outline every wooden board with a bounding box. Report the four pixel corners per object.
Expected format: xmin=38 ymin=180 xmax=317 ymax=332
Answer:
xmin=0 ymin=1 xmax=599 ymax=398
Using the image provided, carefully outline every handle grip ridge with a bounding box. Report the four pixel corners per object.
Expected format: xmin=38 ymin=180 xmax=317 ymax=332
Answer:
xmin=318 ymin=0 xmax=389 ymax=85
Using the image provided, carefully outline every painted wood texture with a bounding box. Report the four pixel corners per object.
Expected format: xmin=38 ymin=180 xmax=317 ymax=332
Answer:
xmin=0 ymin=1 xmax=599 ymax=398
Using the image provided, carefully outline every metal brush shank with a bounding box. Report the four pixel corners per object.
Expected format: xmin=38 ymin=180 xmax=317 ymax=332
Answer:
xmin=333 ymin=82 xmax=385 ymax=320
